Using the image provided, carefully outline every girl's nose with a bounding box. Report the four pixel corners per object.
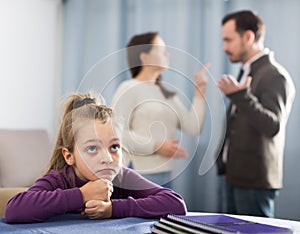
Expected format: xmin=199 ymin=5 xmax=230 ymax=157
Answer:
xmin=100 ymin=151 xmax=113 ymax=164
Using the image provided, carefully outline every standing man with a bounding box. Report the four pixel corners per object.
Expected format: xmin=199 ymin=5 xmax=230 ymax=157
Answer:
xmin=217 ymin=10 xmax=295 ymax=217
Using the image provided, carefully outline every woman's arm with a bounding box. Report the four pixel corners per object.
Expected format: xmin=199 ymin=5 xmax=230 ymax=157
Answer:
xmin=174 ymin=64 xmax=208 ymax=135
xmin=173 ymin=95 xmax=206 ymax=135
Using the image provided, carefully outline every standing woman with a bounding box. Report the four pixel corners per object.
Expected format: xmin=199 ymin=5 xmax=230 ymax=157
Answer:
xmin=112 ymin=32 xmax=208 ymax=188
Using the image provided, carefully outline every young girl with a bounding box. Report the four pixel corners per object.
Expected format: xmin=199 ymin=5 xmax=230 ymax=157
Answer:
xmin=5 ymin=92 xmax=187 ymax=223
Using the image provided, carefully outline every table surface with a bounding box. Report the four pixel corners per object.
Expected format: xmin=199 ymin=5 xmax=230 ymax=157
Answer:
xmin=0 ymin=212 xmax=299 ymax=234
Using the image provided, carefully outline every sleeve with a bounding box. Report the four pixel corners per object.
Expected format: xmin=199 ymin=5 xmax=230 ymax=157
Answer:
xmin=5 ymin=173 xmax=84 ymax=223
xmin=172 ymin=95 xmax=206 ymax=135
xmin=111 ymin=168 xmax=187 ymax=218
xmin=111 ymin=82 xmax=156 ymax=155
xmin=228 ymin=73 xmax=294 ymax=137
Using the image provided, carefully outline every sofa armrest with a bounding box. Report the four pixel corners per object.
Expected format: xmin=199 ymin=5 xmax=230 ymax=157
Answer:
xmin=0 ymin=187 xmax=27 ymax=218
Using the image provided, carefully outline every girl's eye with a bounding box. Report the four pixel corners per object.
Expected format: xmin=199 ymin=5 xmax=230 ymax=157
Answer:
xmin=110 ymin=144 xmax=120 ymax=153
xmin=87 ymin=146 xmax=97 ymax=154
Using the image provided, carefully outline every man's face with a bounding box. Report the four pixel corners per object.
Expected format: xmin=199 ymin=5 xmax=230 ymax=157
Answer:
xmin=222 ymin=19 xmax=248 ymax=63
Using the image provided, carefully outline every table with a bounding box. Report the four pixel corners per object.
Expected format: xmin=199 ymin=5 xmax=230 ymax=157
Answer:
xmin=0 ymin=214 xmax=156 ymax=233
xmin=0 ymin=213 xmax=299 ymax=234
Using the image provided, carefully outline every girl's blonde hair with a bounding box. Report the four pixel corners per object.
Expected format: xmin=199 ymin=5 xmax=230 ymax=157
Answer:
xmin=46 ymin=92 xmax=115 ymax=173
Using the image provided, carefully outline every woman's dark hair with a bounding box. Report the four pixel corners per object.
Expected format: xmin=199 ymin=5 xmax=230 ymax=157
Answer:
xmin=126 ymin=32 xmax=175 ymax=98
xmin=222 ymin=10 xmax=265 ymax=44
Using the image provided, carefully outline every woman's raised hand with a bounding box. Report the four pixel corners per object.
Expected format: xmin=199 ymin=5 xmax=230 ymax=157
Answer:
xmin=194 ymin=63 xmax=210 ymax=98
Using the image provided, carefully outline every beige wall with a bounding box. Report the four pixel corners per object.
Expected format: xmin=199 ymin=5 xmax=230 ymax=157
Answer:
xmin=0 ymin=0 xmax=62 ymax=136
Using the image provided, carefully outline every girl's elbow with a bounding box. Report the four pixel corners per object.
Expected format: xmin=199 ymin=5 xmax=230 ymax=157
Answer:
xmin=175 ymin=201 xmax=187 ymax=215
xmin=170 ymin=197 xmax=187 ymax=215
xmin=5 ymin=205 xmax=45 ymax=223
xmin=5 ymin=207 xmax=20 ymax=223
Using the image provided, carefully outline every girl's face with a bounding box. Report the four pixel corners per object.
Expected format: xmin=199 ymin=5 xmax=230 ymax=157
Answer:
xmin=64 ymin=119 xmax=122 ymax=182
xmin=142 ymin=35 xmax=169 ymax=70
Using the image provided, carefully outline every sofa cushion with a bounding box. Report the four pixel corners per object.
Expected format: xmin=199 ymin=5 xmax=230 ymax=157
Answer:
xmin=0 ymin=129 xmax=51 ymax=187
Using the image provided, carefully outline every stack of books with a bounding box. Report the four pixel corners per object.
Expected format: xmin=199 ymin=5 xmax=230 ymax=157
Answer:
xmin=151 ymin=214 xmax=293 ymax=234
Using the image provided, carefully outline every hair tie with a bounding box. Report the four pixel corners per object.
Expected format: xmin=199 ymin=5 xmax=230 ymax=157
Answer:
xmin=73 ymin=98 xmax=95 ymax=109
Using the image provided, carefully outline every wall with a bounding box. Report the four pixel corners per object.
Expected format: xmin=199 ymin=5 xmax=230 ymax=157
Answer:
xmin=0 ymin=0 xmax=62 ymax=136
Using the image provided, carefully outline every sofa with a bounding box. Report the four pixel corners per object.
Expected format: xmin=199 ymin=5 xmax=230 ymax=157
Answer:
xmin=0 ymin=129 xmax=51 ymax=217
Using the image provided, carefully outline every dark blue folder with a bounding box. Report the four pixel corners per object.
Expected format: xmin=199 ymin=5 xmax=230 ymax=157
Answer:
xmin=152 ymin=214 xmax=293 ymax=234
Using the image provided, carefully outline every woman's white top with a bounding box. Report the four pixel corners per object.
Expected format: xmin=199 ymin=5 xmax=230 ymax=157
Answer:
xmin=111 ymin=79 xmax=205 ymax=174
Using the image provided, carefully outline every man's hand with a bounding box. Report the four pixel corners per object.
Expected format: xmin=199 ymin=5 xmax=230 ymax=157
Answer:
xmin=217 ymin=74 xmax=252 ymax=95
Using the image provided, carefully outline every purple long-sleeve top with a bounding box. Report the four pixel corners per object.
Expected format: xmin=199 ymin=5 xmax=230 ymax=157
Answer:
xmin=5 ymin=166 xmax=187 ymax=223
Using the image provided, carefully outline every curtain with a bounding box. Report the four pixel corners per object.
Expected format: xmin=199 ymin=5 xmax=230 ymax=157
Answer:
xmin=62 ymin=0 xmax=300 ymax=220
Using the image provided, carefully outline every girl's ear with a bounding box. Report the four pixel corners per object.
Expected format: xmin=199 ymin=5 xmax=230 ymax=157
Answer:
xmin=62 ymin=147 xmax=75 ymax=165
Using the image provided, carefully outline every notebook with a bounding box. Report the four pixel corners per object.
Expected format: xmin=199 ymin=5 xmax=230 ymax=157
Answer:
xmin=151 ymin=214 xmax=293 ymax=234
